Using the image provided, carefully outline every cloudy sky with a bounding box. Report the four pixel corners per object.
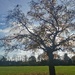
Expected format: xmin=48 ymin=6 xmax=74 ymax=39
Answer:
xmin=0 ymin=0 xmax=31 ymax=29
xmin=0 ymin=0 xmax=31 ymax=36
xmin=0 ymin=0 xmax=44 ymax=59
xmin=0 ymin=0 xmax=32 ymax=58
xmin=0 ymin=0 xmax=31 ymax=15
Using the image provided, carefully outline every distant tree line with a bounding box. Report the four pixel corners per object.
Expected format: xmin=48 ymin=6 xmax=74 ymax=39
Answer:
xmin=0 ymin=53 xmax=75 ymax=66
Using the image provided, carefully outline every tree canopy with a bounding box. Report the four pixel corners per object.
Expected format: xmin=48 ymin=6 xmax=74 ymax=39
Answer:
xmin=2 ymin=0 xmax=74 ymax=53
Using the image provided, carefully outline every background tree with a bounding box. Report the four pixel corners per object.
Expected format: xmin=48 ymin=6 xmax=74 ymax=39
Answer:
xmin=28 ymin=56 xmax=36 ymax=65
xmin=24 ymin=55 xmax=28 ymax=62
xmin=63 ymin=53 xmax=71 ymax=65
xmin=1 ymin=0 xmax=75 ymax=75
xmin=71 ymin=56 xmax=75 ymax=64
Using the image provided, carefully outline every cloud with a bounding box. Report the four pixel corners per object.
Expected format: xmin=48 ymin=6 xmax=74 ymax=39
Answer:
xmin=0 ymin=27 xmax=11 ymax=38
xmin=0 ymin=23 xmax=5 ymax=25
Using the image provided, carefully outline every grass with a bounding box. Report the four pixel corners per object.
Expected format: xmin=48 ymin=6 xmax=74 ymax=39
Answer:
xmin=0 ymin=66 xmax=75 ymax=75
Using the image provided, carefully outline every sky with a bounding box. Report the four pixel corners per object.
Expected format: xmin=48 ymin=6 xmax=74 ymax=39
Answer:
xmin=0 ymin=0 xmax=31 ymax=15
xmin=0 ymin=0 xmax=33 ymax=58
xmin=0 ymin=0 xmax=31 ymax=36
xmin=0 ymin=0 xmax=44 ymax=59
xmin=0 ymin=0 xmax=32 ymax=29
xmin=0 ymin=0 xmax=31 ymax=29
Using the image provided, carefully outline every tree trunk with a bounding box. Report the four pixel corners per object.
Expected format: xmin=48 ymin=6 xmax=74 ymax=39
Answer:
xmin=48 ymin=53 xmax=56 ymax=75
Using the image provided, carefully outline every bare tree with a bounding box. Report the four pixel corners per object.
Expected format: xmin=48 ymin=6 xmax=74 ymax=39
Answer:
xmin=1 ymin=0 xmax=75 ymax=75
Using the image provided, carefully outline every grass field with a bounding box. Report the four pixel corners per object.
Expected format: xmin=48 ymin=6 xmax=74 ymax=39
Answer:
xmin=0 ymin=66 xmax=75 ymax=75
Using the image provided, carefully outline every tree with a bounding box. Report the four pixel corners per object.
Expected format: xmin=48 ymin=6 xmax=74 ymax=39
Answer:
xmin=63 ymin=53 xmax=71 ymax=64
xmin=1 ymin=0 xmax=75 ymax=75
xmin=71 ymin=56 xmax=75 ymax=64
xmin=1 ymin=56 xmax=7 ymax=62
xmin=24 ymin=55 xmax=28 ymax=62
xmin=28 ymin=56 xmax=36 ymax=65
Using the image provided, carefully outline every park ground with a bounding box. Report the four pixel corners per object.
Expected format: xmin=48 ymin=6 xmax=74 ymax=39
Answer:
xmin=0 ymin=66 xmax=75 ymax=75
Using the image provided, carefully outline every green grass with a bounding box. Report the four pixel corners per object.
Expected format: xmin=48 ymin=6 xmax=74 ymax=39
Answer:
xmin=56 ymin=66 xmax=75 ymax=75
xmin=0 ymin=66 xmax=75 ymax=75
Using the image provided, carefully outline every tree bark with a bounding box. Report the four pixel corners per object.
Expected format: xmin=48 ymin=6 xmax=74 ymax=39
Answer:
xmin=48 ymin=52 xmax=56 ymax=75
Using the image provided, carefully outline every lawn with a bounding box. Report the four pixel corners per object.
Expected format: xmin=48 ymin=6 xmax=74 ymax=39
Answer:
xmin=0 ymin=66 xmax=75 ymax=75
